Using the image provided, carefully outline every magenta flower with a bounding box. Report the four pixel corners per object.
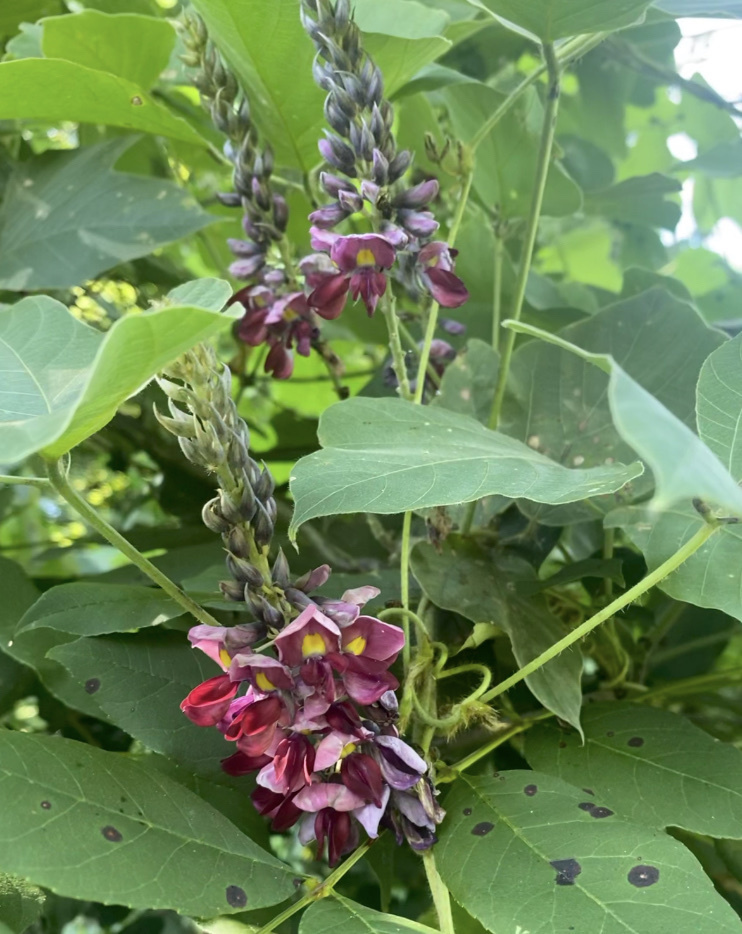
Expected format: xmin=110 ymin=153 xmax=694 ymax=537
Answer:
xmin=341 ymin=752 xmax=385 ymax=807
xmin=230 ymin=652 xmax=294 ymax=693
xmin=274 ymin=605 xmax=341 ymax=667
xmin=339 ymin=616 xmax=404 ymax=664
xmin=180 ymin=674 xmax=238 ymax=727
xmin=309 ymin=233 xmax=397 ymax=317
xmin=418 ymin=241 xmax=469 ymax=308
xmin=187 ymin=623 xmax=260 ymax=670
xmin=223 ymin=693 xmax=287 ymax=757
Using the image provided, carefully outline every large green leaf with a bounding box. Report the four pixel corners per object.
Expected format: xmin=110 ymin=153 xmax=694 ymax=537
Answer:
xmin=434 ymin=338 xmax=499 ymax=426
xmin=527 ymin=704 xmax=742 ymax=837
xmin=607 ymin=330 xmax=742 ymax=619
xmin=0 ymin=292 xmax=236 ymax=463
xmin=8 ymin=583 xmax=182 ymax=716
xmin=49 ymin=629 xmax=241 ymax=780
xmin=0 ymin=875 xmax=45 ymax=934
xmin=191 ymin=0 xmax=453 ymax=172
xmin=300 ymin=896 xmax=440 ymax=934
xmin=444 ymin=82 xmax=582 ymax=218
xmin=584 ymin=173 xmax=682 ymax=229
xmin=501 ymin=288 xmax=725 ymax=524
xmin=41 ymin=11 xmax=176 ymax=87
xmin=288 ymin=397 xmax=642 ymax=536
xmin=411 ymin=537 xmax=583 ymax=733
xmin=506 ymin=319 xmax=742 ymax=517
xmin=0 ymin=138 xmax=215 ymax=291
xmin=0 ymin=59 xmax=204 ymax=143
xmin=437 ymin=772 xmax=741 ymax=934
xmin=479 ymin=0 xmax=654 ymax=39
xmin=0 ymin=731 xmax=294 ymax=914
xmin=0 ymin=0 xmax=61 ymax=42
xmin=655 ymin=0 xmax=742 ymax=13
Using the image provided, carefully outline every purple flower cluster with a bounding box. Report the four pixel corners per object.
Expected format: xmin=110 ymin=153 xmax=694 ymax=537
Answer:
xmin=181 ymin=586 xmax=443 ymax=865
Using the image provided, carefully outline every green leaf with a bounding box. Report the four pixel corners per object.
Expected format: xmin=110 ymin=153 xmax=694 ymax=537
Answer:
xmin=0 ymin=874 xmax=45 ymax=934
xmin=584 ymin=173 xmax=682 ymax=229
xmin=167 ymin=277 xmax=234 ymax=312
xmin=655 ymin=0 xmax=742 ymax=14
xmin=41 ymin=11 xmax=175 ymax=87
xmin=479 ymin=0 xmax=654 ymax=40
xmin=444 ymin=82 xmax=582 ymax=218
xmin=0 ymin=59 xmax=205 ymax=143
xmin=0 ymin=138 xmax=215 ymax=291
xmin=0 ymin=0 xmax=60 ymax=42
xmin=0 ymin=294 xmax=237 ymax=463
xmin=411 ymin=537 xmax=583 ymax=732
xmin=505 ymin=318 xmax=742 ymax=516
xmin=300 ymin=895 xmax=440 ymax=934
xmin=48 ymin=629 xmax=241 ymax=780
xmin=501 ymin=288 xmax=725 ymax=523
xmin=527 ymin=703 xmax=742 ymax=838
xmin=191 ymin=0 xmax=452 ymax=172
xmin=678 ymin=140 xmax=742 ymax=178
xmin=437 ymin=772 xmax=741 ymax=934
xmin=607 ymin=330 xmax=742 ymax=619
xmin=8 ymin=583 xmax=182 ymax=716
xmin=434 ymin=339 xmax=499 ymax=425
xmin=288 ymin=397 xmax=642 ymax=536
xmin=0 ymin=731 xmax=294 ymax=914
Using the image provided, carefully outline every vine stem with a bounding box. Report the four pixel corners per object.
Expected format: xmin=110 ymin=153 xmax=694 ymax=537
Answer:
xmin=423 ymin=850 xmax=455 ymax=934
xmin=400 ymin=510 xmax=413 ymax=673
xmin=413 ymin=167 xmax=474 ymax=404
xmin=488 ymin=41 xmax=561 ymax=431
xmin=382 ymin=291 xmax=414 ymax=401
xmin=480 ymin=521 xmax=720 ymax=705
xmin=254 ymin=840 xmax=373 ymax=934
xmin=0 ymin=474 xmax=50 ymax=488
xmin=45 ymin=457 xmax=221 ymax=628
xmin=491 ymin=229 xmax=505 ymax=352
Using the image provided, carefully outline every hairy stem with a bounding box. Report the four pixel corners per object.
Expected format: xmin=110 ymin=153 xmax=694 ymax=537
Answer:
xmin=254 ymin=840 xmax=373 ymax=934
xmin=400 ymin=510 xmax=413 ymax=672
xmin=45 ymin=458 xmax=221 ymax=628
xmin=488 ymin=41 xmax=561 ymax=431
xmin=480 ymin=521 xmax=720 ymax=705
xmin=423 ymin=850 xmax=455 ymax=934
xmin=0 ymin=474 xmax=50 ymax=487
xmin=382 ymin=292 xmax=414 ymax=401
xmin=413 ymin=167 xmax=474 ymax=403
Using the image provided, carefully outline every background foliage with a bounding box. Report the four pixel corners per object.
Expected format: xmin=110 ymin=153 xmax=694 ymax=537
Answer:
xmin=3 ymin=1 xmax=742 ymax=933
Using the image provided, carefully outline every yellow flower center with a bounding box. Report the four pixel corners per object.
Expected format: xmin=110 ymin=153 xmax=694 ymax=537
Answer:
xmin=255 ymin=671 xmax=277 ymax=692
xmin=219 ymin=648 xmax=232 ymax=668
xmin=344 ymin=635 xmax=367 ymax=656
xmin=302 ymin=632 xmax=327 ymax=658
xmin=356 ymin=248 xmax=376 ymax=267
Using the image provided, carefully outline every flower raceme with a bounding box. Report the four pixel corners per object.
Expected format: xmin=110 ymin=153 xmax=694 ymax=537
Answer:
xmin=180 ymin=593 xmax=444 ymax=865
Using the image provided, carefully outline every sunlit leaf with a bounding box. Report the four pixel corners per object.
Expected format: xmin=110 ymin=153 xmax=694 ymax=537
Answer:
xmin=0 ymin=292 xmax=236 ymax=463
xmin=479 ymin=0 xmax=654 ymax=40
xmin=288 ymin=397 xmax=642 ymax=536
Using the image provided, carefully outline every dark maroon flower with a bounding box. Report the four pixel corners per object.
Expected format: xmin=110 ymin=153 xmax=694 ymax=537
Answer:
xmin=315 ymin=808 xmax=354 ymax=867
xmin=418 ymin=241 xmax=469 ymax=308
xmin=221 ymin=749 xmax=273 ymax=776
xmin=180 ymin=674 xmax=238 ymax=727
xmin=341 ymin=753 xmax=385 ymax=806
xmin=224 ymin=694 xmax=286 ymax=757
xmin=257 ymin=733 xmax=316 ymax=794
xmin=265 ymin=340 xmax=293 ymax=379
xmin=251 ymin=787 xmax=303 ymax=832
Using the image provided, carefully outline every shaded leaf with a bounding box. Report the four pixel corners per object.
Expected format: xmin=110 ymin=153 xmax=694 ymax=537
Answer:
xmin=411 ymin=537 xmax=583 ymax=733
xmin=0 ymin=731 xmax=294 ymax=915
xmin=479 ymin=0 xmax=654 ymax=40
xmin=9 ymin=583 xmax=182 ymax=716
xmin=527 ymin=704 xmax=742 ymax=837
xmin=0 ymin=0 xmax=61 ymax=42
xmin=288 ymin=397 xmax=642 ymax=536
xmin=0 ymin=874 xmax=45 ymax=934
xmin=0 ymin=294 xmax=237 ymax=463
xmin=654 ymin=0 xmax=742 ymax=13
xmin=584 ymin=173 xmax=682 ymax=229
xmin=0 ymin=59 xmax=204 ymax=143
xmin=506 ymin=318 xmax=742 ymax=516
xmin=0 ymin=138 xmax=215 ymax=291
xmin=444 ymin=81 xmax=582 ymax=218
xmin=41 ymin=11 xmax=176 ymax=87
xmin=434 ymin=338 xmax=499 ymax=425
xmin=437 ymin=772 xmax=741 ymax=934
xmin=501 ymin=288 xmax=725 ymax=523
xmin=300 ymin=895 xmax=440 ymax=934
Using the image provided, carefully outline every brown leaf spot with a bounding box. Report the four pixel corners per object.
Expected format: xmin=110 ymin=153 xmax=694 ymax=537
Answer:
xmin=101 ymin=826 xmax=122 ymax=842
xmin=471 ymin=822 xmax=494 ymax=836
xmin=40 ymin=801 xmax=51 ymax=810
xmin=627 ymin=736 xmax=644 ymax=748
xmin=550 ymin=858 xmax=581 ymax=886
xmin=524 ymin=784 xmax=538 ymax=797
xmin=628 ymin=865 xmax=659 ymax=887
xmin=131 ymin=96 xmax=143 ymax=106
xmin=225 ymin=885 xmax=247 ymax=907
xmin=463 ymin=808 xmax=472 ymax=816
xmin=84 ymin=678 xmax=101 ymax=694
